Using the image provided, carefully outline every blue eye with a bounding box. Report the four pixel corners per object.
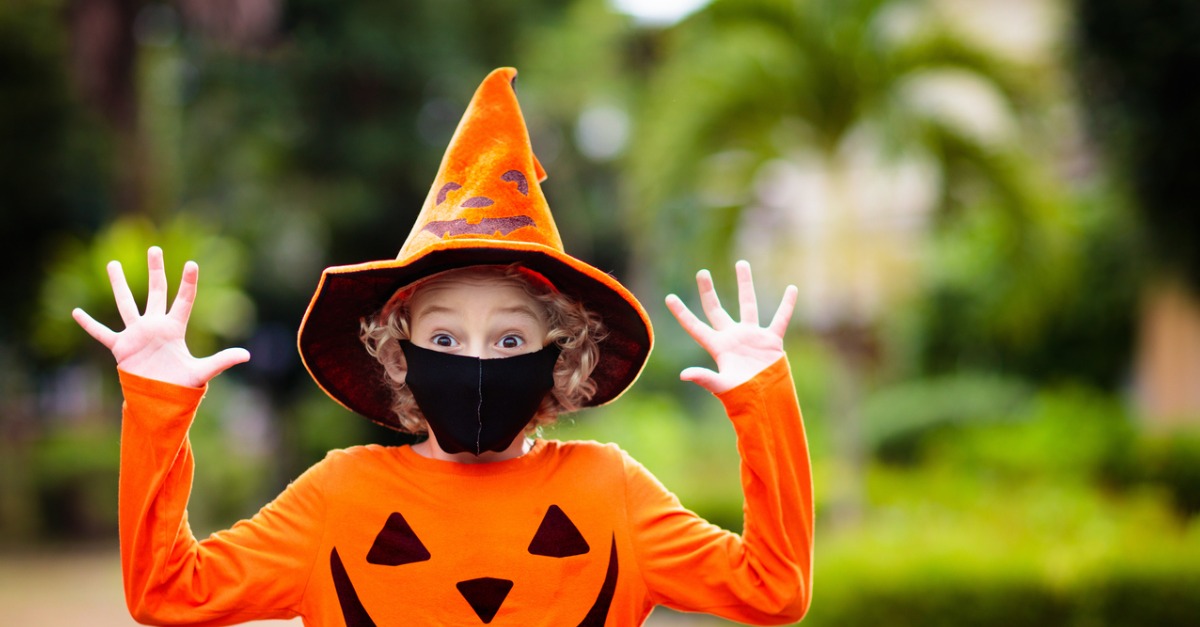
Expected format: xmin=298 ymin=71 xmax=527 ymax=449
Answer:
xmin=499 ymin=335 xmax=524 ymax=349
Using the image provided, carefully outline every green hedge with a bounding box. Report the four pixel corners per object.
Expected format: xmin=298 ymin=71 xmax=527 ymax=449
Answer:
xmin=1106 ymin=433 xmax=1200 ymax=517
xmin=1078 ymin=561 xmax=1200 ymax=625
xmin=801 ymin=562 xmax=1200 ymax=627
xmin=804 ymin=574 xmax=1071 ymax=627
xmin=802 ymin=378 xmax=1200 ymax=627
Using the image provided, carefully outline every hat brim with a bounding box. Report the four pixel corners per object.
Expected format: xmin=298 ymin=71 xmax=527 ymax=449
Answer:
xmin=297 ymin=239 xmax=653 ymax=429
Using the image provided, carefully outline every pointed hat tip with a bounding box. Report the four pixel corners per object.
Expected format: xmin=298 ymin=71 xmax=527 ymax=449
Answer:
xmin=486 ymin=67 xmax=546 ymax=180
xmin=487 ymin=66 xmax=518 ymax=89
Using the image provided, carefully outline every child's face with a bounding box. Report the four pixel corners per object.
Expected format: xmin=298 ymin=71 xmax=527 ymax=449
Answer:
xmin=408 ymin=274 xmax=549 ymax=359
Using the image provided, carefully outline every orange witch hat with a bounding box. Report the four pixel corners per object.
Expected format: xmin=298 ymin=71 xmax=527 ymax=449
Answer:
xmin=297 ymin=67 xmax=653 ymax=429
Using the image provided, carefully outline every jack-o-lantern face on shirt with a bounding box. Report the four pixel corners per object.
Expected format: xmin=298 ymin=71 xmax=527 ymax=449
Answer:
xmin=329 ymin=504 xmax=617 ymax=625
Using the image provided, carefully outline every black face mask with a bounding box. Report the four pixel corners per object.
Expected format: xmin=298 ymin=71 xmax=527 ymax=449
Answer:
xmin=399 ymin=341 xmax=562 ymax=456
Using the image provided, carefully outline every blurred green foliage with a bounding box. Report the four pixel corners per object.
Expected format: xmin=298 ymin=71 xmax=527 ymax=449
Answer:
xmin=30 ymin=424 xmax=120 ymax=538
xmin=34 ymin=215 xmax=253 ymax=359
xmin=915 ymin=185 xmax=1141 ymax=388
xmin=0 ymin=0 xmax=1197 ymax=623
xmin=862 ymin=371 xmax=1033 ymax=462
xmin=556 ymin=375 xmax=1200 ymax=626
xmin=1109 ymin=432 xmax=1200 ymax=517
xmin=804 ymin=385 xmax=1200 ymax=627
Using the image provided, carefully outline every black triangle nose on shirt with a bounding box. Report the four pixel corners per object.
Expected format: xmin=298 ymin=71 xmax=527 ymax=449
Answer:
xmin=456 ymin=577 xmax=514 ymax=624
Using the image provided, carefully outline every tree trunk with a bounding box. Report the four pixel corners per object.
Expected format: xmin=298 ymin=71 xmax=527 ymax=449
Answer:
xmin=66 ymin=0 xmax=142 ymax=212
xmin=1135 ymin=279 xmax=1200 ymax=429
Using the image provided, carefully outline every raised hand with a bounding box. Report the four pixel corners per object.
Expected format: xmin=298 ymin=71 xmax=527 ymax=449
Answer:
xmin=665 ymin=260 xmax=798 ymax=394
xmin=72 ymin=246 xmax=250 ymax=388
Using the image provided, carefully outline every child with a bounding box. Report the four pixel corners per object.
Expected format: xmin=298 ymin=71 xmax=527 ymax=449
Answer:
xmin=73 ymin=68 xmax=813 ymax=626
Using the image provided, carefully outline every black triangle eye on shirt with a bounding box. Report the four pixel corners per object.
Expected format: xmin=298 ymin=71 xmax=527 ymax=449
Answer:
xmin=527 ymin=505 xmax=590 ymax=558
xmin=365 ymin=504 xmax=590 ymax=568
xmin=367 ymin=512 xmax=431 ymax=566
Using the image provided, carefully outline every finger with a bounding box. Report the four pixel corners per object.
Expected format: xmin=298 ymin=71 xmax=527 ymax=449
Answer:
xmin=696 ymin=269 xmax=736 ymax=330
xmin=145 ymin=246 xmax=168 ymax=316
xmin=72 ymin=307 xmax=118 ymax=349
xmin=768 ymin=284 xmax=799 ymax=338
xmin=169 ymin=261 xmax=199 ymax=324
xmin=665 ymin=293 xmax=715 ymax=350
xmin=195 ymin=347 xmax=251 ymax=383
xmin=107 ymin=260 xmax=140 ymax=326
xmin=735 ymin=260 xmax=759 ymax=326
xmin=680 ymin=366 xmax=723 ymax=393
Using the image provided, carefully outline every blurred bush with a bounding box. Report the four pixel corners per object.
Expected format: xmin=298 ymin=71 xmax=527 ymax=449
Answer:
xmin=1076 ymin=555 xmax=1200 ymax=626
xmin=1107 ymin=431 xmax=1200 ymax=518
xmin=30 ymin=425 xmax=119 ymax=539
xmin=805 ymin=503 xmax=1200 ymax=627
xmin=863 ymin=372 xmax=1033 ymax=464
xmin=786 ymin=381 xmax=1200 ymax=627
xmin=913 ymin=187 xmax=1141 ymax=391
xmin=922 ymin=385 xmax=1133 ymax=482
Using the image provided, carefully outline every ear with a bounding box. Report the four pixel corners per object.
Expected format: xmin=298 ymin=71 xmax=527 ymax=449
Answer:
xmin=378 ymin=349 xmax=408 ymax=386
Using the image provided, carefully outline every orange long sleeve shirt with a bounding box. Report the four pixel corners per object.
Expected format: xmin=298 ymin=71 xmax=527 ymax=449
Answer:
xmin=117 ymin=357 xmax=813 ymax=626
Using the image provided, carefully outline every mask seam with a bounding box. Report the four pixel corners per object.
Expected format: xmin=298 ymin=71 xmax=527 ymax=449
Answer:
xmin=475 ymin=358 xmax=483 ymax=455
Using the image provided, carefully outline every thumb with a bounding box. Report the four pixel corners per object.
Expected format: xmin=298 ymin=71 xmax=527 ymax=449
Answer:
xmin=196 ymin=347 xmax=251 ymax=383
xmin=680 ymin=366 xmax=723 ymax=393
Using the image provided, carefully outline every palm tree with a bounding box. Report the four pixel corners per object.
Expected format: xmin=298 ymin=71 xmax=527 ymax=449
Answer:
xmin=624 ymin=0 xmax=1072 ymax=524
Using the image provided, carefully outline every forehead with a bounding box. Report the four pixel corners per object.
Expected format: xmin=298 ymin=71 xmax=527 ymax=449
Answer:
xmin=407 ymin=271 xmax=546 ymax=323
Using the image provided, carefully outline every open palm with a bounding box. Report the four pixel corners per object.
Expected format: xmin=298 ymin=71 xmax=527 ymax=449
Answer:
xmin=666 ymin=261 xmax=797 ymax=394
xmin=73 ymin=246 xmax=249 ymax=388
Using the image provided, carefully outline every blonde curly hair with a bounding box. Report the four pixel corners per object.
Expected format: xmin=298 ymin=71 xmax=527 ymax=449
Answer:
xmin=359 ymin=265 xmax=606 ymax=435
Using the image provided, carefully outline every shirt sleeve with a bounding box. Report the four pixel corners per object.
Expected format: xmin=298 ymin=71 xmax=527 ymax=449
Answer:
xmin=625 ymin=356 xmax=814 ymax=625
xmin=118 ymin=370 xmax=327 ymax=626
